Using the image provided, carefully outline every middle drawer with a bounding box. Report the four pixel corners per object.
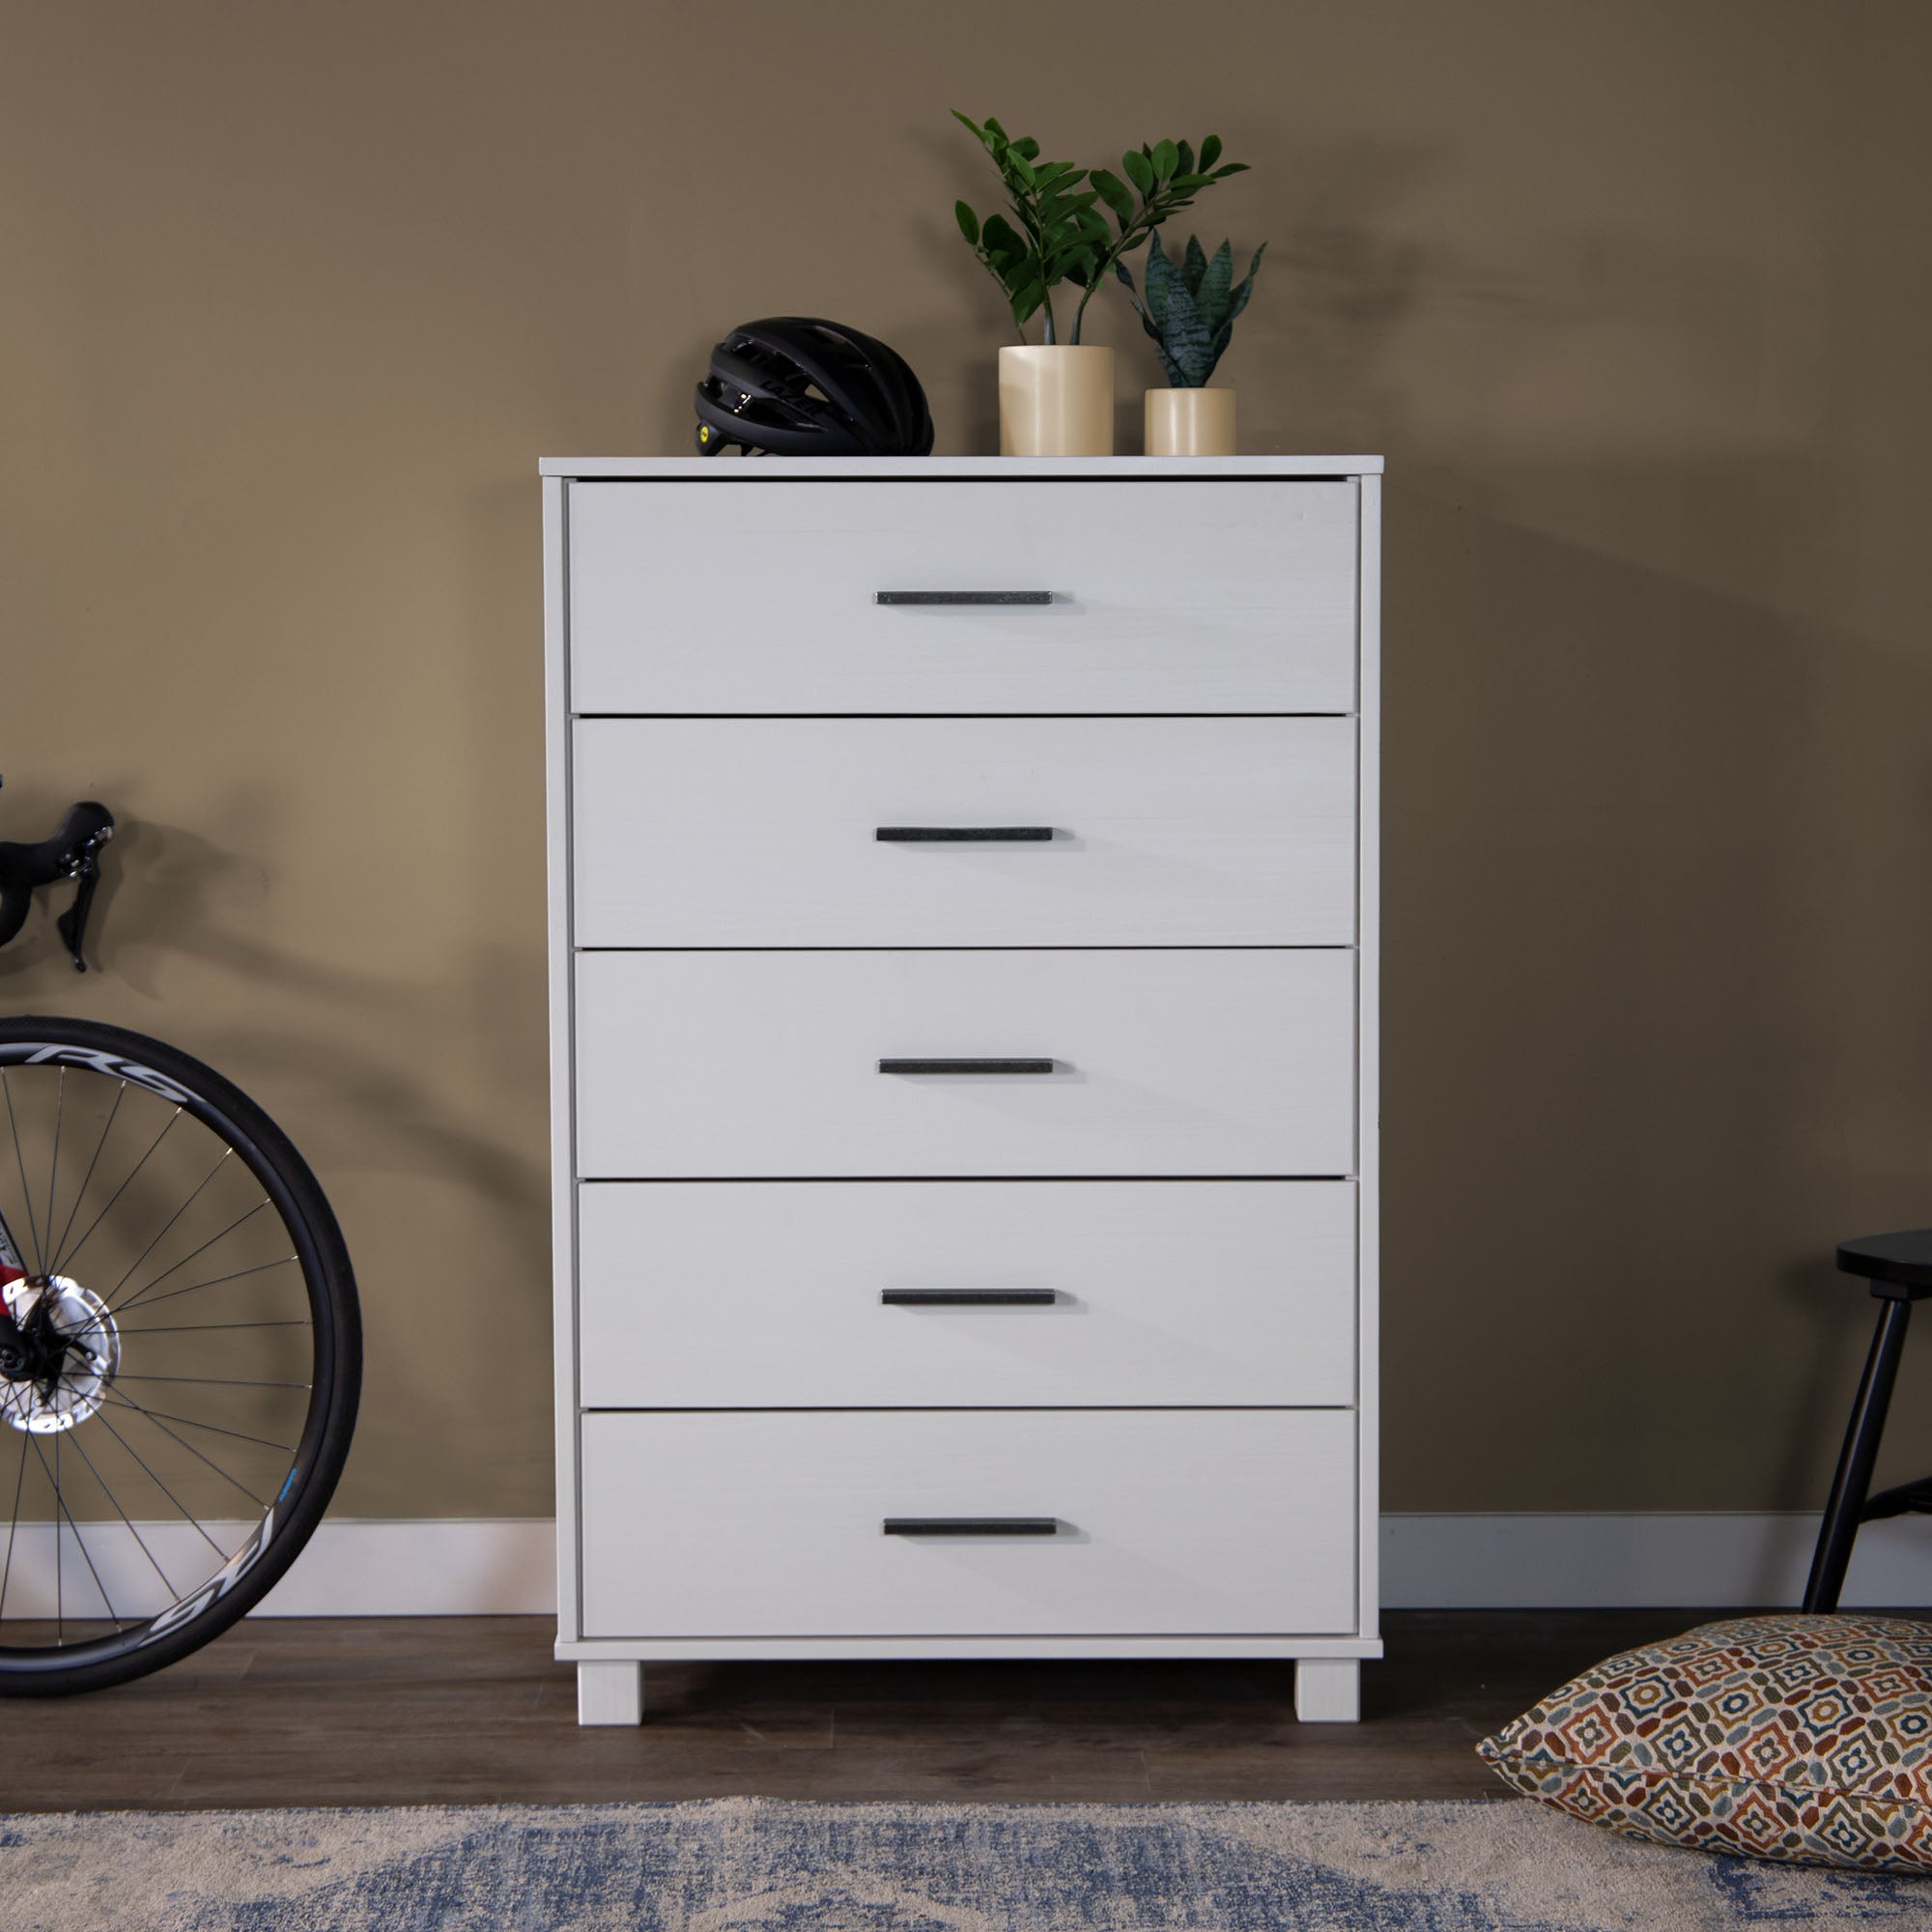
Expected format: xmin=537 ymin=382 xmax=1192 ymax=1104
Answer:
xmin=572 ymin=717 xmax=1357 ymax=948
xmin=577 ymin=1179 xmax=1357 ymax=1407
xmin=574 ymin=948 xmax=1356 ymax=1178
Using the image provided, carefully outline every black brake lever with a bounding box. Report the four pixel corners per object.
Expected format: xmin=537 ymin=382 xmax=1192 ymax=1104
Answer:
xmin=54 ymin=823 xmax=113 ymax=973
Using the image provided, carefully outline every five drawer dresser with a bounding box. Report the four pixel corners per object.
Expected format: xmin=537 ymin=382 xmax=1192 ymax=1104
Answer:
xmin=542 ymin=455 xmax=1383 ymax=1725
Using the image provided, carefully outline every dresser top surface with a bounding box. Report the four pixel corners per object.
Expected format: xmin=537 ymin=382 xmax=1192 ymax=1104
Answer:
xmin=540 ymin=455 xmax=1383 ymax=480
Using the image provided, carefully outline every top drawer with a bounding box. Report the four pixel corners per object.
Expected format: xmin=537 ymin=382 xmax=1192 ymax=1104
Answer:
xmin=567 ymin=480 xmax=1358 ymax=715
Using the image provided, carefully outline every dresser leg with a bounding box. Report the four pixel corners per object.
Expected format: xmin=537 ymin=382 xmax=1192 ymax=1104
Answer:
xmin=577 ymin=1661 xmax=644 ymax=1726
xmin=1295 ymin=1659 xmax=1360 ymax=1723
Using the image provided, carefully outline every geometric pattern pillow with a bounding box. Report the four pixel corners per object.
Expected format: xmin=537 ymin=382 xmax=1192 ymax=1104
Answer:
xmin=1478 ymin=1614 xmax=1932 ymax=1871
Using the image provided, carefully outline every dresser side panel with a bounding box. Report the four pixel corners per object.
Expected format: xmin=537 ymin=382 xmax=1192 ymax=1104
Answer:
xmin=1354 ymin=473 xmax=1382 ymax=1641
xmin=545 ymin=474 xmax=582 ymax=1644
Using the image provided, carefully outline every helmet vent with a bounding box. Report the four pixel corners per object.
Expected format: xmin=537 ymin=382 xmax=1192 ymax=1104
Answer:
xmin=693 ymin=317 xmax=935 ymax=458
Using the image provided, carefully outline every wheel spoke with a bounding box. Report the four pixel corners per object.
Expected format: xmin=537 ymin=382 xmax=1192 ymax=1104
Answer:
xmin=110 ymin=1255 xmax=298 ymax=1319
xmin=112 ymin=1201 xmax=274 ymax=1317
xmin=114 ymin=1374 xmax=311 ymax=1389
xmin=56 ymin=1106 xmax=182 ymax=1273
xmin=47 ymin=1080 xmax=126 ymax=1276
xmin=50 ymin=1435 xmax=63 ymax=1637
xmin=115 ymin=1320 xmax=311 ymax=1335
xmin=1 ymin=1069 xmax=44 ymax=1273
xmin=89 ymin=1406 xmax=237 ymax=1550
xmin=62 ymin=1422 xmax=180 ymax=1601
xmin=31 ymin=1432 xmax=123 ymax=1631
xmin=43 ymin=1067 xmax=64 ymax=1278
xmin=96 ymin=1384 xmax=295 ymax=1457
xmin=0 ymin=1431 xmax=26 ymax=1622
xmin=102 ymin=1148 xmax=235 ymax=1305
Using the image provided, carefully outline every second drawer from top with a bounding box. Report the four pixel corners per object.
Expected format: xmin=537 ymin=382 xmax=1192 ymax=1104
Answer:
xmin=572 ymin=717 xmax=1357 ymax=948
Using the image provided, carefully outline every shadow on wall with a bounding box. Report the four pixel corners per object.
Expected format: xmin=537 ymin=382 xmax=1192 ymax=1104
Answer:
xmin=659 ymin=130 xmax=1455 ymax=458
xmin=1382 ymin=469 xmax=1932 ymax=1515
xmin=0 ymin=804 xmax=554 ymax=1508
xmin=916 ymin=131 xmax=1454 ymax=457
xmin=44 ymin=813 xmax=542 ymax=1236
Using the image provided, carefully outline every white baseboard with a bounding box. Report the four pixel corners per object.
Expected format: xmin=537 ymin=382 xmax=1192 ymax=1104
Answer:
xmin=1379 ymin=1513 xmax=1932 ymax=1610
xmin=257 ymin=1519 xmax=556 ymax=1615
xmin=235 ymin=1513 xmax=1932 ymax=1618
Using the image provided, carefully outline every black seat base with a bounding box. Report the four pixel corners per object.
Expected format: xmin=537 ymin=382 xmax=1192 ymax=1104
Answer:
xmin=1805 ymin=1231 xmax=1932 ymax=1612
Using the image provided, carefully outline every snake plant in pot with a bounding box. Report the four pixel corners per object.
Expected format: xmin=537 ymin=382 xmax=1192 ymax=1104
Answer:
xmin=1116 ymin=232 xmax=1265 ymax=454
xmin=953 ymin=116 xmax=1248 ymax=454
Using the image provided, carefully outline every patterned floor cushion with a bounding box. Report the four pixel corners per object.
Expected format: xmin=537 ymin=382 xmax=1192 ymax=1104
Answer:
xmin=1478 ymin=1613 xmax=1932 ymax=1871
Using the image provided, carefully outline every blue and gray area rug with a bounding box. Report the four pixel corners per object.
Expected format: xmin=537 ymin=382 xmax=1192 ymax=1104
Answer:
xmin=4 ymin=1796 xmax=1931 ymax=1930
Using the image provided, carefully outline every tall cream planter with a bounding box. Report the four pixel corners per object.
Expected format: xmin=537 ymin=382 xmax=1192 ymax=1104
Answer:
xmin=999 ymin=346 xmax=1114 ymax=456
xmin=1145 ymin=387 xmax=1237 ymax=457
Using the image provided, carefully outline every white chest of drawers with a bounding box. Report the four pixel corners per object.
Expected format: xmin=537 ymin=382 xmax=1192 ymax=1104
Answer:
xmin=543 ymin=455 xmax=1382 ymax=1726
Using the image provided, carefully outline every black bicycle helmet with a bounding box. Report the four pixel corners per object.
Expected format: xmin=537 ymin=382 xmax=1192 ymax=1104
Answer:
xmin=695 ymin=316 xmax=934 ymax=457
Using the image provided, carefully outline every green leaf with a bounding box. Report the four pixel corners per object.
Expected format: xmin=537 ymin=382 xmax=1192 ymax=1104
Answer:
xmin=1151 ymin=138 xmax=1179 ymax=181
xmin=1182 ymin=234 xmax=1209 ymax=294
xmin=1209 ymin=162 xmax=1248 ymax=178
xmin=1038 ymin=189 xmax=1099 ymax=223
xmin=1198 ymin=239 xmax=1234 ymax=327
xmin=984 ymin=115 xmax=1009 ymax=139
xmin=1176 ymin=140 xmax=1195 ymax=177
xmin=1199 ymin=133 xmax=1222 ymax=170
xmin=1091 ymin=168 xmax=1134 ymax=226
xmin=1012 ymin=135 xmax=1040 ymax=160
xmin=1225 ymin=241 xmax=1265 ymax=325
xmin=980 ymin=212 xmax=1026 ymax=272
xmin=1168 ymin=173 xmax=1212 ymax=192
xmin=1009 ymin=279 xmax=1043 ymax=328
xmin=1142 ymin=229 xmax=1175 ymax=330
xmin=954 ymin=201 xmax=980 ymax=247
xmin=1006 ymin=148 xmax=1036 ymax=187
xmin=1122 ymin=148 xmax=1154 ymax=196
xmin=1155 ymin=280 xmax=1215 ymax=384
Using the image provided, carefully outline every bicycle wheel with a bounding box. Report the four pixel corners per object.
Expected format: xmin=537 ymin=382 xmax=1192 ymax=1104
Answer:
xmin=0 ymin=1016 xmax=359 ymax=1693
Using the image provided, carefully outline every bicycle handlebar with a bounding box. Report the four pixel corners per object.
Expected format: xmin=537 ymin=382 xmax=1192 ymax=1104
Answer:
xmin=0 ymin=798 xmax=115 ymax=966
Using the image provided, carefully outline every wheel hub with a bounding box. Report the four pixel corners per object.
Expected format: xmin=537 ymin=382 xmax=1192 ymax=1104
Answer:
xmin=0 ymin=1273 xmax=120 ymax=1434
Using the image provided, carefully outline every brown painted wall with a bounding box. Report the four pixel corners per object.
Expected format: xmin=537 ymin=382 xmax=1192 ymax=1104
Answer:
xmin=3 ymin=0 xmax=1928 ymax=1517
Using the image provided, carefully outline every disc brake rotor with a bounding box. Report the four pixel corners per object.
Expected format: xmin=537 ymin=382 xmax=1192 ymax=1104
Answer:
xmin=0 ymin=1275 xmax=120 ymax=1435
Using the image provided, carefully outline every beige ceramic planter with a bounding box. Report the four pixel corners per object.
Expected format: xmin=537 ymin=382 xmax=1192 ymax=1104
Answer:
xmin=1145 ymin=387 xmax=1237 ymax=456
xmin=999 ymin=346 xmax=1114 ymax=456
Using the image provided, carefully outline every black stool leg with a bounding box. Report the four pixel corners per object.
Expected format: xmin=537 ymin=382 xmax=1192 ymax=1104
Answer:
xmin=1804 ymin=1295 xmax=1914 ymax=1613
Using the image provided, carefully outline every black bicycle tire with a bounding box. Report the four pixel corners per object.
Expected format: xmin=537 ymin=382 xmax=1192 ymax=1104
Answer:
xmin=0 ymin=1015 xmax=360 ymax=1694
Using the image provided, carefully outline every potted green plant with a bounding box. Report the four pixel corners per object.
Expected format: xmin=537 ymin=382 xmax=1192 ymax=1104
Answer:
xmin=1115 ymin=232 xmax=1265 ymax=455
xmin=953 ymin=117 xmax=1248 ymax=455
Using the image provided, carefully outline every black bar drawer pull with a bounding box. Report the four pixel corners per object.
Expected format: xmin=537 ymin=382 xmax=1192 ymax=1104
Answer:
xmin=883 ymin=1518 xmax=1059 ymax=1537
xmin=878 ymin=1057 xmax=1054 ymax=1076
xmin=875 ymin=826 xmax=1053 ymax=843
xmin=881 ymin=1289 xmax=1058 ymax=1307
xmin=875 ymin=590 xmax=1052 ymax=606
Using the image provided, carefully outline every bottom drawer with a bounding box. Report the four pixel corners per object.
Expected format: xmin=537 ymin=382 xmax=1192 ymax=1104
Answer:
xmin=579 ymin=1410 xmax=1357 ymax=1638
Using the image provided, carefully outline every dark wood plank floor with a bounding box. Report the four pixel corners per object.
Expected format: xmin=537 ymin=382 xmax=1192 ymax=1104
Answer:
xmin=0 ymin=1609 xmax=1728 ymax=1810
